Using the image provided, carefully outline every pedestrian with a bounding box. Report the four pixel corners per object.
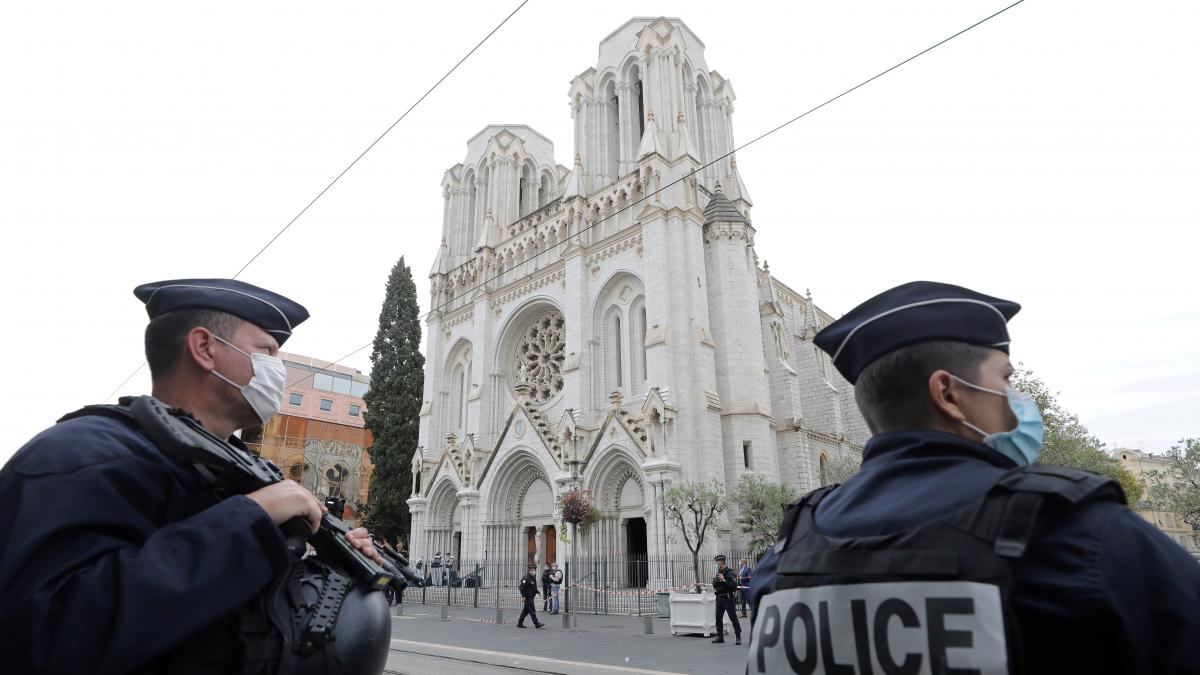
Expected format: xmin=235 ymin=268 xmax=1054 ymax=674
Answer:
xmin=711 ymin=555 xmax=742 ymax=645
xmin=736 ymin=558 xmax=751 ymax=618
xmin=517 ymin=564 xmax=545 ymax=629
xmin=541 ymin=561 xmax=552 ymax=611
xmin=747 ymin=281 xmax=1200 ymax=674
xmin=0 ymin=278 xmax=387 ymax=674
xmin=549 ymin=562 xmax=564 ymax=614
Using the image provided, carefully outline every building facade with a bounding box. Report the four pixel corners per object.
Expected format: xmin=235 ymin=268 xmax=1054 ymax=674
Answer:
xmin=406 ymin=17 xmax=869 ymax=574
xmin=1114 ymin=448 xmax=1200 ymax=557
xmin=245 ymin=352 xmax=375 ymax=523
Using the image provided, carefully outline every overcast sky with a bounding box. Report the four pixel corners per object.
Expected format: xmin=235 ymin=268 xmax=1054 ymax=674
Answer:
xmin=2 ymin=0 xmax=1196 ymax=468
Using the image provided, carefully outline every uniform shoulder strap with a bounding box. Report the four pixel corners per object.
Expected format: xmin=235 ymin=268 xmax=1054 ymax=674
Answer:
xmin=57 ymin=399 xmax=139 ymax=428
xmin=955 ymin=464 xmax=1126 ymax=559
xmin=992 ymin=464 xmax=1126 ymax=505
xmin=773 ymin=485 xmax=838 ymax=554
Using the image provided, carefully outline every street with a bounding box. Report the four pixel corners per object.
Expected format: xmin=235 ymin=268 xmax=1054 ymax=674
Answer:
xmin=383 ymin=605 xmax=749 ymax=674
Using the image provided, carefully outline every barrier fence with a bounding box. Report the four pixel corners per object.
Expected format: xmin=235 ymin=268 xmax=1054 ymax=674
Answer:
xmin=399 ymin=552 xmax=760 ymax=616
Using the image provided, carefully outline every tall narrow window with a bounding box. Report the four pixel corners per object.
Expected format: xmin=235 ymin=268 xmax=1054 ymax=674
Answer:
xmin=638 ymin=304 xmax=647 ymax=381
xmin=451 ymin=365 xmax=465 ymax=431
xmin=742 ymin=441 xmax=752 ymax=469
xmin=634 ymin=80 xmax=645 ymax=141
xmin=614 ymin=316 xmax=623 ymax=388
xmin=606 ymin=80 xmax=620 ymax=182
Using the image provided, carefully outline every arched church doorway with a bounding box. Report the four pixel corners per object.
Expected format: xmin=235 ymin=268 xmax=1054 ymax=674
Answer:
xmin=626 ymin=517 xmax=647 ymax=588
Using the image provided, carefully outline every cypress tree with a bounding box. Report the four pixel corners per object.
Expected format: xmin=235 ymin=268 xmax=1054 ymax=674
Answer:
xmin=362 ymin=256 xmax=425 ymax=546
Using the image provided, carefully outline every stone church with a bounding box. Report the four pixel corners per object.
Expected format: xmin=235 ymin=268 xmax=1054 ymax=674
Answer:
xmin=406 ymin=17 xmax=870 ymax=574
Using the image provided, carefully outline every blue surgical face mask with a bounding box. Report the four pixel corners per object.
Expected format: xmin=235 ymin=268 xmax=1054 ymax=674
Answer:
xmin=950 ymin=374 xmax=1045 ymax=466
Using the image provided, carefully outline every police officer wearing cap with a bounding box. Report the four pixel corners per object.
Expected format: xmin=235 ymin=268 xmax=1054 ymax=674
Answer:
xmin=711 ymin=555 xmax=742 ymax=645
xmin=746 ymin=281 xmax=1200 ymax=674
xmin=0 ymin=279 xmax=387 ymax=674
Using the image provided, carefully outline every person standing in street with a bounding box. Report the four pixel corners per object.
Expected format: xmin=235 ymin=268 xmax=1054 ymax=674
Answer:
xmin=711 ymin=555 xmax=741 ymax=645
xmin=517 ymin=564 xmax=545 ymax=628
xmin=736 ymin=558 xmax=752 ymax=618
xmin=541 ymin=561 xmax=552 ymax=611
xmin=548 ymin=562 xmax=564 ymax=614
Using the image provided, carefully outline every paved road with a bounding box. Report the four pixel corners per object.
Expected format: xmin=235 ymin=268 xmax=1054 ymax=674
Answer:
xmin=384 ymin=604 xmax=749 ymax=674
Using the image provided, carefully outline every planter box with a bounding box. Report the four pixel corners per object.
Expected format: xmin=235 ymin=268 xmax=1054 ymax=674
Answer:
xmin=669 ymin=590 xmax=716 ymax=637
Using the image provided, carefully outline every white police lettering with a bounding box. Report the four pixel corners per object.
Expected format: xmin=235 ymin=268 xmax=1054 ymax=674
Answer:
xmin=748 ymin=581 xmax=1007 ymax=675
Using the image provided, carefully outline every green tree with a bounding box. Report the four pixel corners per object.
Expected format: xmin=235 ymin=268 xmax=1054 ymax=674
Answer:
xmin=662 ymin=479 xmax=727 ymax=592
xmin=1012 ymin=366 xmax=1143 ymax=504
xmin=362 ymin=257 xmax=425 ymax=545
xmin=1147 ymin=438 xmax=1200 ymax=529
xmin=730 ymin=474 xmax=797 ymax=557
xmin=821 ymin=453 xmax=862 ymax=486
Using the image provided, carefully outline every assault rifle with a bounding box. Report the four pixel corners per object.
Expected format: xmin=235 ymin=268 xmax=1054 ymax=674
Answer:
xmin=125 ymin=396 xmax=422 ymax=589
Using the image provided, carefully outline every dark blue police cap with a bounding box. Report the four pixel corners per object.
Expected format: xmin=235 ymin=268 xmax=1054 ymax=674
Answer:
xmin=813 ymin=281 xmax=1020 ymax=384
xmin=133 ymin=278 xmax=310 ymax=346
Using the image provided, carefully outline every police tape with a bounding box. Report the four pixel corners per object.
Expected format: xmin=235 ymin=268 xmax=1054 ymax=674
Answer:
xmin=563 ymin=580 xmax=733 ymax=596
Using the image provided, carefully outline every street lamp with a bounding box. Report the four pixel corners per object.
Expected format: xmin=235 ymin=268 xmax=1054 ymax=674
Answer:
xmin=564 ymin=408 xmax=580 ymax=625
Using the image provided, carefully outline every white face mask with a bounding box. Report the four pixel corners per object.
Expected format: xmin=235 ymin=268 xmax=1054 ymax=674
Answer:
xmin=211 ymin=335 xmax=287 ymax=424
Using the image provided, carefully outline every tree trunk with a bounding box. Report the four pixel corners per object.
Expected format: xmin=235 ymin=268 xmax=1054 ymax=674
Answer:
xmin=691 ymin=553 xmax=701 ymax=593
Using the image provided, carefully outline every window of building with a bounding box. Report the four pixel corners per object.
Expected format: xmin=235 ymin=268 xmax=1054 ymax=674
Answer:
xmin=349 ymin=404 xmax=361 ymax=417
xmin=743 ymin=441 xmax=752 ymax=469
xmin=289 ymin=392 xmax=303 ymax=406
xmin=351 ymin=381 xmax=369 ymax=397
xmin=313 ymin=373 xmax=334 ymax=391
xmin=319 ymin=399 xmax=333 ymax=412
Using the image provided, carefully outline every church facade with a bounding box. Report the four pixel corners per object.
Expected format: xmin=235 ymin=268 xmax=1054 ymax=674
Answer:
xmin=406 ymin=17 xmax=870 ymax=573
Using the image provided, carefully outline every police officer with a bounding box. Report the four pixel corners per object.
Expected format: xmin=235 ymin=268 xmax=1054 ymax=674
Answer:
xmin=711 ymin=555 xmax=742 ymax=645
xmin=517 ymin=563 xmax=545 ymax=629
xmin=747 ymin=281 xmax=1200 ymax=674
xmin=0 ymin=278 xmax=385 ymax=674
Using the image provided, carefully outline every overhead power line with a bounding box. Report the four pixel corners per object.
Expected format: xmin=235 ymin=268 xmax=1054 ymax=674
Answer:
xmin=232 ymin=0 xmax=532 ymax=280
xmin=422 ymin=0 xmax=1028 ymax=321
xmin=101 ymin=0 xmax=530 ymax=402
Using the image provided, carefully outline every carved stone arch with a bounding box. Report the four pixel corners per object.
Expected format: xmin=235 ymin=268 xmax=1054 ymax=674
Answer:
xmin=584 ymin=444 xmax=645 ymax=514
xmin=427 ymin=476 xmax=461 ymax=528
xmin=482 ymin=447 xmax=554 ymax=524
xmin=592 ymin=271 xmax=646 ymax=404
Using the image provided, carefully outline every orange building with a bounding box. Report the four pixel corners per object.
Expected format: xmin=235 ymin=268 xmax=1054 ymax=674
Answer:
xmin=244 ymin=352 xmax=374 ymax=524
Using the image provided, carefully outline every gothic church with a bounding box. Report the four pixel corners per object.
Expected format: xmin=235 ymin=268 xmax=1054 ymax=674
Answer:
xmin=406 ymin=17 xmax=870 ymax=572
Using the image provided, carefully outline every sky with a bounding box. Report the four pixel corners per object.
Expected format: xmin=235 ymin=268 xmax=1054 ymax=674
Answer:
xmin=2 ymin=0 xmax=1196 ymax=468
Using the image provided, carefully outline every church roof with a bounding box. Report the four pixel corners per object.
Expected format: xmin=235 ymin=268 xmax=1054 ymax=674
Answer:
xmin=703 ymin=184 xmax=748 ymax=225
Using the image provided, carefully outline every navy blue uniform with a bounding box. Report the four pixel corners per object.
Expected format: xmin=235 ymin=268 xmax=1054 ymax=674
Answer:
xmin=0 ymin=414 xmax=292 ymax=674
xmin=749 ymin=429 xmax=1200 ymax=674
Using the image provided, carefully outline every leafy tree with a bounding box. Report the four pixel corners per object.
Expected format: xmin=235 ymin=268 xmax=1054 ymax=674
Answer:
xmin=362 ymin=257 xmax=425 ymax=545
xmin=820 ymin=453 xmax=862 ymax=487
xmin=662 ymin=480 xmax=727 ymax=592
xmin=1012 ymin=366 xmax=1142 ymax=504
xmin=730 ymin=474 xmax=797 ymax=557
xmin=1147 ymin=438 xmax=1200 ymax=529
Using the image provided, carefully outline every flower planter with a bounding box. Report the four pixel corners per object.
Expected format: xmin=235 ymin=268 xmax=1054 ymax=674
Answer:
xmin=669 ymin=590 xmax=717 ymax=637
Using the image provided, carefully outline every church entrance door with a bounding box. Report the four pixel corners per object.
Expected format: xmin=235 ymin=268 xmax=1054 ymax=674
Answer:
xmin=543 ymin=525 xmax=557 ymax=564
xmin=626 ymin=517 xmax=647 ymax=588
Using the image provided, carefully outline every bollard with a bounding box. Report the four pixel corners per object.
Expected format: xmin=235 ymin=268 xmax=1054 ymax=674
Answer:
xmin=495 ymin=607 xmax=504 ymax=624
xmin=396 ymin=603 xmax=403 ymax=616
xmin=440 ymin=606 xmax=449 ymax=621
xmin=643 ymin=615 xmax=654 ymax=635
xmin=562 ymin=611 xmax=570 ymax=629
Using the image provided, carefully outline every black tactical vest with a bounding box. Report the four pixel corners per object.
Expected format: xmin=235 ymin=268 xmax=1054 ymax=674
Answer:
xmin=750 ymin=465 xmax=1124 ymax=675
xmin=61 ymin=401 xmax=391 ymax=675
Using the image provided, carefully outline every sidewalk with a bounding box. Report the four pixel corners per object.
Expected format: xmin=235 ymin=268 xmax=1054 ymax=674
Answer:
xmin=386 ymin=603 xmax=751 ymax=674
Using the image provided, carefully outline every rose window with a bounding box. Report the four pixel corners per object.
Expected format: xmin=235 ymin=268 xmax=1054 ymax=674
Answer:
xmin=513 ymin=311 xmax=566 ymax=405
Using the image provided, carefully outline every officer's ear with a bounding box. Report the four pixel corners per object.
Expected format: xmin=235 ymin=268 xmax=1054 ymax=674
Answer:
xmin=928 ymin=370 xmax=971 ymax=427
xmin=185 ymin=327 xmax=220 ymax=374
